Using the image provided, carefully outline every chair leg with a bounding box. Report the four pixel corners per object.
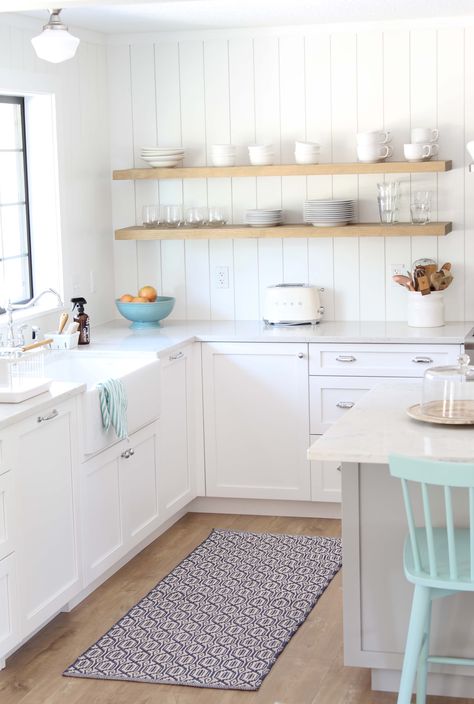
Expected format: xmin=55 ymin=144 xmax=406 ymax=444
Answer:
xmin=416 ymin=590 xmax=432 ymax=704
xmin=397 ymin=585 xmax=431 ymax=704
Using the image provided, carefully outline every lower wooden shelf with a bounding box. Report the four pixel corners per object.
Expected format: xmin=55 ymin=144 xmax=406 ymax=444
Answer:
xmin=115 ymin=222 xmax=452 ymax=240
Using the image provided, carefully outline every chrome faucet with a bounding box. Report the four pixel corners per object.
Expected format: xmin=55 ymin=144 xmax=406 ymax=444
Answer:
xmin=5 ymin=288 xmax=63 ymax=347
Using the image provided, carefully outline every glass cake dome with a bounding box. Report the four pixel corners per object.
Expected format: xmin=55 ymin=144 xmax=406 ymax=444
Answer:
xmin=421 ymin=354 xmax=474 ymax=420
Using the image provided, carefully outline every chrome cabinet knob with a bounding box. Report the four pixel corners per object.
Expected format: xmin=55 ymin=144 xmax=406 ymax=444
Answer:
xmin=297 ymin=352 xmax=304 ymax=359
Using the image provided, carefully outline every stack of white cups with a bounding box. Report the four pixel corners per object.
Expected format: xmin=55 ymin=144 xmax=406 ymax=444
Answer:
xmin=294 ymin=140 xmax=320 ymax=164
xmin=211 ymin=144 xmax=236 ymax=167
xmin=404 ymin=128 xmax=439 ymax=162
xmin=356 ymin=130 xmax=392 ymax=163
xmin=248 ymin=144 xmax=274 ymax=166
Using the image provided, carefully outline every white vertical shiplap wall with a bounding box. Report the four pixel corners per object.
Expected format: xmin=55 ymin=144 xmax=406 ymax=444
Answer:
xmin=109 ymin=23 xmax=473 ymax=322
xmin=0 ymin=15 xmax=115 ymax=325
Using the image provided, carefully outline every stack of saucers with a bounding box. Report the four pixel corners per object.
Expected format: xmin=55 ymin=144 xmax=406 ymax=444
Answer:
xmin=140 ymin=146 xmax=184 ymax=168
xmin=245 ymin=208 xmax=283 ymax=227
xmin=303 ymin=199 xmax=355 ymax=227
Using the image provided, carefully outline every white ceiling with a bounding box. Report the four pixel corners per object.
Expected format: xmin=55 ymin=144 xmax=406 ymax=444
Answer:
xmin=7 ymin=0 xmax=474 ymax=34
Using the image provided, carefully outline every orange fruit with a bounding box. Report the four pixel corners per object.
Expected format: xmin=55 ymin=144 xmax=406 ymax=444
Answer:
xmin=119 ymin=293 xmax=134 ymax=302
xmin=138 ymin=285 xmax=157 ymax=302
xmin=132 ymin=296 xmax=149 ymax=303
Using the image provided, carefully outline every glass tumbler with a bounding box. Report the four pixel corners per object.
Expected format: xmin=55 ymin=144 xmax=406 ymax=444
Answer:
xmin=162 ymin=204 xmax=182 ymax=228
xmin=185 ymin=207 xmax=208 ymax=227
xmin=142 ymin=204 xmax=160 ymax=227
xmin=376 ymin=182 xmax=399 ymax=224
xmin=208 ymin=207 xmax=228 ymax=227
xmin=410 ymin=191 xmax=431 ymax=224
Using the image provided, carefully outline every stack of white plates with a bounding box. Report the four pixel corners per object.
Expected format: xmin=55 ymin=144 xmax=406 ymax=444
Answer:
xmin=140 ymin=146 xmax=184 ymax=168
xmin=245 ymin=209 xmax=283 ymax=227
xmin=303 ymin=199 xmax=355 ymax=227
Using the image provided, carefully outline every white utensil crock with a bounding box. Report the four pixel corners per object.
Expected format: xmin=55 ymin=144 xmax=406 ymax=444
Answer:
xmin=407 ymin=291 xmax=445 ymax=328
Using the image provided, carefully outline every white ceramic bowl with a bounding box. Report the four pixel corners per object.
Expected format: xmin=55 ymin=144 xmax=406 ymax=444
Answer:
xmin=211 ymin=155 xmax=236 ymax=166
xmin=295 ymin=140 xmax=320 ymax=150
xmin=211 ymin=144 xmax=236 ymax=153
xmin=295 ymin=153 xmax=320 ymax=164
xmin=248 ymin=144 xmax=273 ymax=153
xmin=249 ymin=155 xmax=274 ymax=165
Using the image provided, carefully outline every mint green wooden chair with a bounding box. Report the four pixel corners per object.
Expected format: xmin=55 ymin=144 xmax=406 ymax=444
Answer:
xmin=389 ymin=454 xmax=474 ymax=704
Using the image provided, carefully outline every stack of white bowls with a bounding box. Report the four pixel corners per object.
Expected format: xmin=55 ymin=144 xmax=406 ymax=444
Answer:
xmin=245 ymin=208 xmax=282 ymax=227
xmin=140 ymin=146 xmax=184 ymax=168
xmin=303 ymin=199 xmax=355 ymax=227
xmin=295 ymin=140 xmax=320 ymax=164
xmin=248 ymin=144 xmax=274 ymax=166
xmin=211 ymin=144 xmax=236 ymax=167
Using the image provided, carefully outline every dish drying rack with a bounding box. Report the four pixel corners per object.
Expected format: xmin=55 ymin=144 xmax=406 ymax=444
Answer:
xmin=0 ymin=347 xmax=51 ymax=403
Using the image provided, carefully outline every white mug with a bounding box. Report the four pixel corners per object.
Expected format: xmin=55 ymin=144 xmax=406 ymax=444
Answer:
xmin=404 ymin=143 xmax=438 ymax=162
xmin=356 ymin=130 xmax=391 ymax=145
xmin=357 ymin=144 xmax=393 ymax=162
xmin=411 ymin=127 xmax=439 ymax=144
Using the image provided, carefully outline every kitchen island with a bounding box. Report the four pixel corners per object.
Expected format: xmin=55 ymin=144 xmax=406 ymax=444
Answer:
xmin=308 ymin=381 xmax=474 ymax=700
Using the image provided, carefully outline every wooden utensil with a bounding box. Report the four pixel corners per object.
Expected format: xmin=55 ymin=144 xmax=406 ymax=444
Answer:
xmin=21 ymin=338 xmax=53 ymax=352
xmin=57 ymin=312 xmax=69 ymax=334
xmin=414 ymin=267 xmax=431 ymax=295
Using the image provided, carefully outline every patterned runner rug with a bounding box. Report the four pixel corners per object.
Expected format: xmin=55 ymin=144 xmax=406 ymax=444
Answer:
xmin=64 ymin=528 xmax=342 ymax=691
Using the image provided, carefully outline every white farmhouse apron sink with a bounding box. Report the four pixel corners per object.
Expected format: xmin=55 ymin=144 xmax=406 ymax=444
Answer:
xmin=45 ymin=350 xmax=160 ymax=455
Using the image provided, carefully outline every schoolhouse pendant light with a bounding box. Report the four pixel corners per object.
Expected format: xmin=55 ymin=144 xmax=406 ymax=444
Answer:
xmin=31 ymin=8 xmax=79 ymax=63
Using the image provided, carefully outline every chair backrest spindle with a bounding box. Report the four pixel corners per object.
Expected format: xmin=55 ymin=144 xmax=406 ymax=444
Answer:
xmin=421 ymin=482 xmax=437 ymax=577
xmin=401 ymin=478 xmax=421 ymax=572
xmin=444 ymin=486 xmax=458 ymax=580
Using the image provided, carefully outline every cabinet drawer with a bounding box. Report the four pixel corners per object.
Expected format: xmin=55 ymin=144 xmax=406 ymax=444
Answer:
xmin=309 ymin=343 xmax=461 ymax=377
xmin=309 ymin=376 xmax=402 ymax=434
xmin=0 ymin=472 xmax=14 ymax=562
xmin=310 ymin=435 xmax=341 ymax=503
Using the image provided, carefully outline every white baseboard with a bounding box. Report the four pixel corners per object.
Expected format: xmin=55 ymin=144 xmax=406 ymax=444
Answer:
xmin=188 ymin=496 xmax=341 ymax=519
xmin=372 ymin=668 xmax=474 ymax=698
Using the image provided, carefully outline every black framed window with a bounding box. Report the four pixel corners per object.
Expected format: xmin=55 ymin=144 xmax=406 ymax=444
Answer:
xmin=0 ymin=95 xmax=33 ymax=304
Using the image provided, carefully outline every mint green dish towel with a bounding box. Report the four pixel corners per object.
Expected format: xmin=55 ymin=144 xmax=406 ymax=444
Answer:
xmin=97 ymin=378 xmax=128 ymax=440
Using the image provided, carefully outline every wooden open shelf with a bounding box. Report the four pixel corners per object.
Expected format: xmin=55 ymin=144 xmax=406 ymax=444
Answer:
xmin=113 ymin=160 xmax=452 ymax=181
xmin=115 ymin=222 xmax=452 ymax=240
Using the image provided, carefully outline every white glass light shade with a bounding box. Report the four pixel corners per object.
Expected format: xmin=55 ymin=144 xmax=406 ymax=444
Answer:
xmin=31 ymin=27 xmax=79 ymax=64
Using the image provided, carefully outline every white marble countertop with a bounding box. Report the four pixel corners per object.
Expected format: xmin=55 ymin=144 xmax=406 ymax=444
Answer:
xmin=0 ymin=318 xmax=471 ymax=432
xmin=89 ymin=319 xmax=473 ymax=351
xmin=307 ymin=381 xmax=474 ymax=464
xmin=0 ymin=381 xmax=85 ymax=431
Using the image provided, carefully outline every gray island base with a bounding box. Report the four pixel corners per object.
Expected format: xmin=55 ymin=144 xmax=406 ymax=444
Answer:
xmin=308 ymin=382 xmax=474 ymax=699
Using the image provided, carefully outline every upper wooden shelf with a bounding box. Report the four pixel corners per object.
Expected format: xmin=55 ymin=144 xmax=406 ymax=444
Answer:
xmin=115 ymin=222 xmax=452 ymax=241
xmin=113 ymin=160 xmax=453 ymax=181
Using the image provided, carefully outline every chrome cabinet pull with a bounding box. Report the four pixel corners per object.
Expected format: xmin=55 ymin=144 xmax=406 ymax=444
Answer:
xmin=336 ymin=465 xmax=342 ymax=472
xmin=336 ymin=401 xmax=355 ymax=409
xmin=412 ymin=356 xmax=433 ymax=364
xmin=169 ymin=350 xmax=184 ymax=361
xmin=336 ymin=355 xmax=357 ymax=363
xmin=297 ymin=352 xmax=304 ymax=359
xmin=37 ymin=409 xmax=59 ymax=423
xmin=121 ymin=449 xmax=134 ymax=459
xmin=129 ymin=448 xmax=134 ymax=456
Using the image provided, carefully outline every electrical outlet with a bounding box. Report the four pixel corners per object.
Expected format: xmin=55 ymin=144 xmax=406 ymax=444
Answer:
xmin=214 ymin=266 xmax=229 ymax=289
xmin=390 ymin=263 xmax=408 ymax=277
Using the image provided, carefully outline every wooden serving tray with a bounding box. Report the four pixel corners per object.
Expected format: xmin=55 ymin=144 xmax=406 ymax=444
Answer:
xmin=407 ymin=401 xmax=474 ymax=425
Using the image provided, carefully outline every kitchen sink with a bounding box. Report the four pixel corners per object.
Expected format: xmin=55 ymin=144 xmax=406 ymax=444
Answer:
xmin=45 ymin=350 xmax=161 ymax=455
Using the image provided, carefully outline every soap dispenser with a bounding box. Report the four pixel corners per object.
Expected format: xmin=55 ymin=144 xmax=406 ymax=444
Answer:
xmin=71 ymin=297 xmax=90 ymax=345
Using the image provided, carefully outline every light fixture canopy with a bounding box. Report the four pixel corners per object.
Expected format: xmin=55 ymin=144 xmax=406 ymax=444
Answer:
xmin=31 ymin=8 xmax=79 ymax=64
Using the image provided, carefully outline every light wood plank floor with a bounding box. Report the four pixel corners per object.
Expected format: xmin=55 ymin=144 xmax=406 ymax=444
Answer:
xmin=0 ymin=513 xmax=472 ymax=704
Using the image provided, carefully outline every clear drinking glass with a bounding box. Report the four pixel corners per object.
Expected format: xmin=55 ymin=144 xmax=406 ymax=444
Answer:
xmin=377 ymin=196 xmax=399 ymax=224
xmin=410 ymin=191 xmax=431 ymax=224
xmin=142 ymin=204 xmax=160 ymax=227
xmin=207 ymin=207 xmax=228 ymax=227
xmin=410 ymin=203 xmax=430 ymax=224
xmin=161 ymin=204 xmax=182 ymax=228
xmin=376 ymin=182 xmax=399 ymax=224
xmin=184 ymin=207 xmax=208 ymax=227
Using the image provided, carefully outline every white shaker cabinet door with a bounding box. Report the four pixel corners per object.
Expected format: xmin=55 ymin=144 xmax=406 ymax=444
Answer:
xmin=158 ymin=345 xmax=199 ymax=520
xmin=202 ymin=342 xmax=310 ymax=501
xmin=14 ymin=399 xmax=81 ymax=637
xmin=0 ymin=553 xmax=19 ymax=661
